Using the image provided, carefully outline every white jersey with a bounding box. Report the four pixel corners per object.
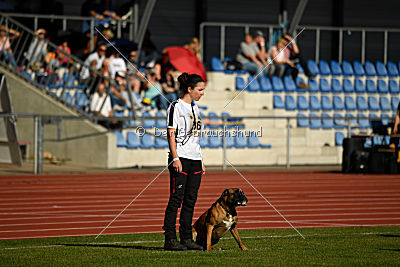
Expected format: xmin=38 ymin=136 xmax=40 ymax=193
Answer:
xmin=166 ymin=99 xmax=203 ymax=160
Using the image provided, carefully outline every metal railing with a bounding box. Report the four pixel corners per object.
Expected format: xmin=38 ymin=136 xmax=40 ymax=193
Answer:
xmin=1 ymin=113 xmax=390 ymax=174
xmin=200 ymin=22 xmax=400 ymax=65
xmin=1 ymin=10 xmax=138 ymax=53
xmin=0 ymin=14 xmax=138 ymax=121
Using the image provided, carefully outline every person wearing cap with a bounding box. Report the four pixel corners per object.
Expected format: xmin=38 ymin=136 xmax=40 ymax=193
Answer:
xmin=25 ymin=28 xmax=48 ymax=70
xmin=236 ymin=33 xmax=269 ymax=76
xmin=253 ymin=30 xmax=275 ymax=77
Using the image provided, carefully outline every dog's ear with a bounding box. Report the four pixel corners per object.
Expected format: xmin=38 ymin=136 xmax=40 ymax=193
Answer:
xmin=221 ymin=189 xmax=229 ymax=198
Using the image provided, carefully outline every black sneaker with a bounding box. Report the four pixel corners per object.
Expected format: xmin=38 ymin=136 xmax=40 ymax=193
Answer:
xmin=164 ymin=239 xmax=187 ymax=251
xmin=180 ymin=239 xmax=203 ymax=250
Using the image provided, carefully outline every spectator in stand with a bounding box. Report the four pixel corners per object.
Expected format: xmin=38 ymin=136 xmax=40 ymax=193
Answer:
xmin=253 ymin=30 xmax=275 ymax=77
xmin=110 ymin=71 xmax=128 ymax=109
xmin=0 ymin=25 xmax=20 ymax=67
xmin=160 ymin=68 xmax=179 ymax=104
xmin=184 ymin=37 xmax=200 ymax=59
xmin=282 ymin=33 xmax=314 ymax=79
xmin=80 ymin=43 xmax=107 ymax=85
xmin=142 ymin=68 xmax=168 ymax=110
xmin=25 ymin=28 xmax=48 ymax=71
xmin=81 ymin=0 xmax=121 ymax=34
xmin=126 ymin=49 xmax=142 ymax=94
xmin=106 ymin=50 xmax=127 ymax=79
xmin=236 ymin=33 xmax=269 ymax=76
xmin=46 ymin=39 xmax=71 ymax=71
xmin=90 ymin=81 xmax=121 ymax=129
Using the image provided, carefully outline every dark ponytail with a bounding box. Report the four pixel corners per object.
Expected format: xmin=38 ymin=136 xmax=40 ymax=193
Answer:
xmin=177 ymin=72 xmax=204 ymax=96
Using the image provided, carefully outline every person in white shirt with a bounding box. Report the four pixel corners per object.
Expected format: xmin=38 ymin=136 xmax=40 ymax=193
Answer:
xmin=163 ymin=72 xmax=206 ymax=251
xmin=80 ymin=44 xmax=107 ymax=81
xmin=107 ymin=51 xmax=127 ymax=79
xmin=90 ymin=82 xmax=121 ymax=129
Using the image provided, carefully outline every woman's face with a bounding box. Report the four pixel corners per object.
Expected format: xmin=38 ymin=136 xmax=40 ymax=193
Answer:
xmin=188 ymin=81 xmax=205 ymax=101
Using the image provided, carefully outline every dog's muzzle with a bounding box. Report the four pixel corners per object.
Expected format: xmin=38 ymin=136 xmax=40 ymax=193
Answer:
xmin=236 ymin=190 xmax=248 ymax=206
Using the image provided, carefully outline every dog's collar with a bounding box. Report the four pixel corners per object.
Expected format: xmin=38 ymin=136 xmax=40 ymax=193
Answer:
xmin=217 ymin=199 xmax=233 ymax=216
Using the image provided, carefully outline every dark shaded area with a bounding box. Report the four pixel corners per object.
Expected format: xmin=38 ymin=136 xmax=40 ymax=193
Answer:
xmin=59 ymin=243 xmax=164 ymax=251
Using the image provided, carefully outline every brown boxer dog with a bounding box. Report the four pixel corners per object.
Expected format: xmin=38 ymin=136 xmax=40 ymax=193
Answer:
xmin=192 ymin=188 xmax=248 ymax=251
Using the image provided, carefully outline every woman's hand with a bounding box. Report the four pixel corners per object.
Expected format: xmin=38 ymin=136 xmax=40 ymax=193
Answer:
xmin=202 ymin=161 xmax=206 ymax=174
xmin=173 ymin=159 xmax=182 ymax=173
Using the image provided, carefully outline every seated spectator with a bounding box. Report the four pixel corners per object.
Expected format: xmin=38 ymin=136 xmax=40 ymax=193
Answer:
xmin=90 ymin=81 xmax=120 ymax=129
xmin=81 ymin=0 xmax=121 ymax=34
xmin=57 ymin=39 xmax=71 ymax=67
xmin=0 ymin=25 xmax=20 ymax=67
xmin=25 ymin=28 xmax=48 ymax=71
xmin=110 ymin=71 xmax=129 ymax=109
xmin=142 ymin=68 xmax=168 ymax=110
xmin=80 ymin=43 xmax=107 ymax=86
xmin=236 ymin=33 xmax=269 ymax=76
xmin=126 ymin=49 xmax=142 ymax=95
xmin=184 ymin=37 xmax=200 ymax=59
xmin=46 ymin=39 xmax=72 ymax=71
xmin=282 ymin=33 xmax=314 ymax=79
xmin=106 ymin=50 xmax=127 ymax=79
xmin=253 ymin=30 xmax=275 ymax=77
xmin=160 ymin=68 xmax=179 ymax=104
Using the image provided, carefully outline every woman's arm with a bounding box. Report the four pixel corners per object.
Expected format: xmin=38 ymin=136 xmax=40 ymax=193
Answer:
xmin=167 ymin=128 xmax=182 ymax=172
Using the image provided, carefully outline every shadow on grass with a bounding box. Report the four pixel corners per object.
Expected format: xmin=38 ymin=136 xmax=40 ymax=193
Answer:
xmin=378 ymin=234 xmax=400 ymax=238
xmin=378 ymin=248 xmax=400 ymax=252
xmin=59 ymin=243 xmax=163 ymax=251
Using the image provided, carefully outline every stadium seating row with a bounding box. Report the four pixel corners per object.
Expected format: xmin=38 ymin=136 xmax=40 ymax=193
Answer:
xmin=274 ymin=95 xmax=400 ymax=112
xmin=335 ymin=131 xmax=393 ymax=147
xmin=114 ymin=131 xmax=272 ymax=149
xmin=298 ymin=112 xmax=392 ymax=130
xmin=236 ymin=75 xmax=400 ymax=94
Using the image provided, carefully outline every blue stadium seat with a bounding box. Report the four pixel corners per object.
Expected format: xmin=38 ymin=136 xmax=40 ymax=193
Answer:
xmin=342 ymin=60 xmax=354 ymax=76
xmin=333 ymin=96 xmax=344 ymax=111
xmin=377 ymin=80 xmax=389 ymax=94
xmin=353 ymin=61 xmax=365 ymax=76
xmin=309 ymin=113 xmax=321 ymax=129
xmin=308 ymin=79 xmax=319 ymax=92
xmin=333 ymin=113 xmax=346 ymax=129
xmin=283 ymin=76 xmax=296 ymax=93
xmin=247 ymin=76 xmax=260 ymax=92
xmin=297 ymin=113 xmax=309 ymax=128
xmin=356 ymin=96 xmax=368 ymax=111
xmin=343 ymin=79 xmax=354 ymax=93
xmin=381 ymin=113 xmax=390 ymax=126
xmin=74 ymin=91 xmax=89 ymax=109
xmin=321 ymin=95 xmax=333 ymax=111
xmin=389 ymin=80 xmax=400 ymax=94
xmin=154 ymin=131 xmax=169 ymax=149
xmin=200 ymin=134 xmax=208 ymax=148
xmin=369 ymin=113 xmax=379 ymax=127
xmin=297 ymin=95 xmax=309 ymax=110
xmin=211 ymin=57 xmax=224 ymax=71
xmin=114 ymin=131 xmax=127 ymax=148
xmin=207 ymin=111 xmax=220 ymax=129
xmin=319 ymin=60 xmax=331 ymax=75
xmin=208 ymin=135 xmax=222 ymax=148
xmin=368 ymin=96 xmax=380 ymax=111
xmin=127 ymin=111 xmax=136 ymax=128
xmin=345 ymin=113 xmax=357 ymax=126
xmin=366 ymin=79 xmax=377 ymax=93
xmin=155 ymin=111 xmax=167 ymax=128
xmin=285 ymin=95 xmax=296 ymax=111
xmin=61 ymin=91 xmax=73 ymax=105
xmin=307 ymin=60 xmax=320 ymax=76
xmin=273 ymin=95 xmax=285 ymax=109
xmin=335 ymin=132 xmax=345 ymax=146
xmin=392 ymin=96 xmax=400 ymax=111
xmin=126 ymin=131 xmax=140 ymax=149
xmin=358 ymin=114 xmax=370 ymax=129
xmin=387 ymin=61 xmax=399 ymax=77
xmin=331 ymin=78 xmax=343 ymax=93
xmin=309 ymin=95 xmax=321 ymax=111
xmin=296 ymin=63 xmax=304 ymax=73
xmin=365 ymin=61 xmax=377 ymax=76
xmin=247 ymin=135 xmax=271 ymax=148
xmin=142 ymin=111 xmax=156 ymax=129
xmin=330 ymin=60 xmax=342 ymax=76
xmin=380 ymin=96 xmax=391 ymax=112
xmin=222 ymin=132 xmax=234 ymax=148
xmin=234 ymin=133 xmax=247 ymax=148
xmin=320 ymin=78 xmax=331 ymax=93
xmin=321 ymin=113 xmax=333 ymax=129
xmin=296 ymin=77 xmax=309 ymax=92
xmin=140 ymin=133 xmax=155 ymax=149
xmin=376 ymin=62 xmax=388 ymax=77
xmin=114 ymin=110 xmax=125 ymax=118
xmin=235 ymin=76 xmax=246 ymax=90
xmin=354 ymin=79 xmax=366 ymax=93
xmin=259 ymin=76 xmax=272 ymax=92
xmin=271 ymin=76 xmax=284 ymax=92
xmin=344 ymin=96 xmax=356 ymax=111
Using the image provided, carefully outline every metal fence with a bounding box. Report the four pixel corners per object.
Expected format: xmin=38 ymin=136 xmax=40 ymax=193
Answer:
xmin=1 ymin=112 xmax=389 ymax=174
xmin=200 ymin=22 xmax=400 ymax=65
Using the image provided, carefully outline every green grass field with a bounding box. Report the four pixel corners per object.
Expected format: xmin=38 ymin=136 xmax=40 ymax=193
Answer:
xmin=1 ymin=226 xmax=400 ymax=266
